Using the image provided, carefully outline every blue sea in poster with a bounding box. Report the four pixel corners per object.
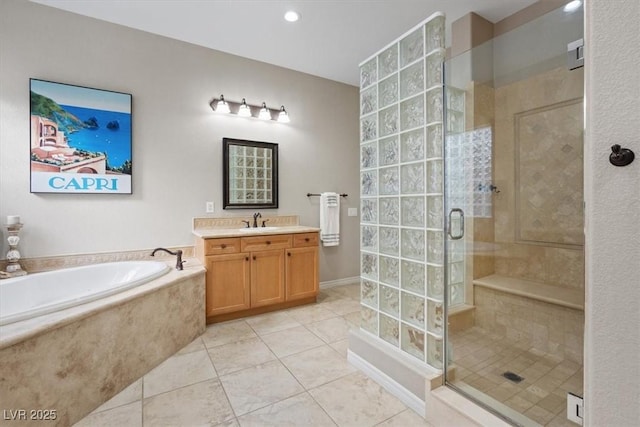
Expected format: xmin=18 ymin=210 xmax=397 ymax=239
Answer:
xmin=61 ymin=105 xmax=131 ymax=168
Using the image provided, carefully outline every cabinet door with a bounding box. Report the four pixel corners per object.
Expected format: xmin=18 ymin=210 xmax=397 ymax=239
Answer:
xmin=250 ymin=249 xmax=285 ymax=307
xmin=285 ymin=246 xmax=319 ymax=301
xmin=205 ymin=253 xmax=251 ymax=316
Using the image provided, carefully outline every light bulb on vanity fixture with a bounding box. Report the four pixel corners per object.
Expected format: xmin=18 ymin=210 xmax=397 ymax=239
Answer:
xmin=215 ymin=94 xmax=230 ymax=114
xmin=258 ymin=102 xmax=272 ymax=120
xmin=238 ymin=98 xmax=252 ymax=117
xmin=209 ymin=96 xmax=290 ymax=123
xmin=277 ymin=105 xmax=290 ymax=123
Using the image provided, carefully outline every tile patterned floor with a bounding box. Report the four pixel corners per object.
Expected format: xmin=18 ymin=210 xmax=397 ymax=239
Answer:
xmin=74 ymin=284 xmax=432 ymax=427
xmin=449 ymin=327 xmax=583 ymax=426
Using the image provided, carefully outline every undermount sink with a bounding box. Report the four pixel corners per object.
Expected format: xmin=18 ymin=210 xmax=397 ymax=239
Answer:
xmin=237 ymin=227 xmax=281 ymax=233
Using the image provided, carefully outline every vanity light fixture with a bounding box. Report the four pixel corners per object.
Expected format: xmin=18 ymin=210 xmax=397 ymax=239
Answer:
xmin=215 ymin=94 xmax=230 ymax=114
xmin=258 ymin=102 xmax=272 ymax=120
xmin=238 ymin=98 xmax=252 ymax=117
xmin=210 ymin=96 xmax=290 ymax=123
xmin=277 ymin=105 xmax=290 ymax=123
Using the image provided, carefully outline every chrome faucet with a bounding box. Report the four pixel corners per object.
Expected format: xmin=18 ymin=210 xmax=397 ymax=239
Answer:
xmin=151 ymin=248 xmax=185 ymax=270
xmin=252 ymin=212 xmax=261 ymax=228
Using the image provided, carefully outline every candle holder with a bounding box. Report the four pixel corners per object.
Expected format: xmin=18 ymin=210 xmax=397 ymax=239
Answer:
xmin=2 ymin=223 xmax=27 ymax=278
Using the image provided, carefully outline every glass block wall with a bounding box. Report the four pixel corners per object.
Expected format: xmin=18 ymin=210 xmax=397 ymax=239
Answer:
xmin=359 ymin=13 xmax=446 ymax=369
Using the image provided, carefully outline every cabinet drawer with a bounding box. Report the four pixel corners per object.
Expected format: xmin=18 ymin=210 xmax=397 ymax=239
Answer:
xmin=204 ymin=238 xmax=241 ymax=255
xmin=293 ymin=232 xmax=319 ymax=248
xmin=241 ymin=234 xmax=291 ymax=252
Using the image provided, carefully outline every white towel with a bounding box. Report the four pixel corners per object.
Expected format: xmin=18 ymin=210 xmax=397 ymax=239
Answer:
xmin=320 ymin=192 xmax=340 ymax=246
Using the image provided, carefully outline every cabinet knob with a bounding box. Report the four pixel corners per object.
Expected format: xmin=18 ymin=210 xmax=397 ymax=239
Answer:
xmin=253 ymin=256 xmax=256 ymax=261
xmin=287 ymin=252 xmax=291 ymax=257
xmin=221 ymin=244 xmax=227 ymax=249
xmin=305 ymin=238 xmax=309 ymax=242
xmin=245 ymin=256 xmax=249 ymax=261
xmin=266 ymin=241 xmax=271 ymax=245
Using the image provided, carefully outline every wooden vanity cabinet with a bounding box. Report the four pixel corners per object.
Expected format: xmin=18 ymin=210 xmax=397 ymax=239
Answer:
xmin=204 ymin=252 xmax=250 ymax=316
xmin=196 ymin=231 xmax=318 ymax=322
xmin=286 ymin=233 xmax=319 ymax=301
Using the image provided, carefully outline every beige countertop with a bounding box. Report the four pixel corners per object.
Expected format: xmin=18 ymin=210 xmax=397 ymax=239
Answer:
xmin=192 ymin=225 xmax=320 ymax=239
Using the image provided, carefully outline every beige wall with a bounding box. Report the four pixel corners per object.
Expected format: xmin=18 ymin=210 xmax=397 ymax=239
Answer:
xmin=0 ymin=0 xmax=360 ymax=282
xmin=584 ymin=0 xmax=640 ymax=425
xmin=493 ymin=66 xmax=585 ymax=290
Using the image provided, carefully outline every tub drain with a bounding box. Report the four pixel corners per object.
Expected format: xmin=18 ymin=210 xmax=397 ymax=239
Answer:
xmin=502 ymin=371 xmax=524 ymax=383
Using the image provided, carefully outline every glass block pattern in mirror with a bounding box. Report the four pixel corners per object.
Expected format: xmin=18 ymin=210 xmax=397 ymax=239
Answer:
xmin=378 ymin=44 xmax=398 ymax=80
xmin=379 ymin=313 xmax=400 ymax=347
xmin=401 ymin=292 xmax=425 ymax=329
xmin=401 ymin=324 xmax=425 ymax=361
xmin=400 ymin=62 xmax=424 ymax=99
xmin=379 ymin=167 xmax=399 ymax=195
xmin=379 ymin=106 xmax=399 ymax=138
xmin=361 ymin=198 xmax=378 ymax=224
xmin=401 ymin=260 xmax=425 ymax=295
xmin=379 ymin=256 xmax=399 ymax=287
xmin=361 ymin=171 xmax=378 ymax=196
xmin=401 ymin=163 xmax=425 ymax=194
xmin=400 ymin=28 xmax=424 ymax=68
xmin=401 ymin=229 xmax=425 ymax=261
xmin=359 ymin=12 xmax=444 ymax=369
xmin=379 ymin=227 xmax=399 ymax=256
xmin=379 ymin=198 xmax=399 ymax=225
xmin=361 ymin=305 xmax=378 ymax=335
xmin=401 ymin=196 xmax=425 ymax=227
xmin=361 ymin=279 xmax=378 ymax=309
xmin=361 ymin=114 xmax=377 ymax=142
xmin=360 ymin=58 xmax=377 ymax=89
xmin=379 ymin=136 xmax=399 ymax=166
xmin=379 ymin=75 xmax=399 ymax=109
xmin=400 ymin=95 xmax=425 ymax=131
xmin=361 ymin=86 xmax=377 ymax=116
xmin=361 ymin=142 xmax=377 ymax=170
xmin=361 ymin=225 xmax=378 ymax=252
xmin=400 ymin=129 xmax=425 ymax=163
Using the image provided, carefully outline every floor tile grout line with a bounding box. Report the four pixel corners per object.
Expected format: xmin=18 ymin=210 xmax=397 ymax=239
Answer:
xmin=201 ymin=340 xmax=240 ymax=422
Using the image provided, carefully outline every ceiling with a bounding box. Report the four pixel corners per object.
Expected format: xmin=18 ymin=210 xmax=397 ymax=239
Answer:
xmin=31 ymin=0 xmax=539 ymax=86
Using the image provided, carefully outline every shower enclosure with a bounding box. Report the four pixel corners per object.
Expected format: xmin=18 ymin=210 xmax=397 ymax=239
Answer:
xmin=443 ymin=3 xmax=584 ymax=426
xmin=357 ymin=3 xmax=584 ymax=426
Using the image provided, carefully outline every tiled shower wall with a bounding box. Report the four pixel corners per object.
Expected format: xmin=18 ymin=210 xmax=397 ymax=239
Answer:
xmin=358 ymin=13 xmax=446 ymax=369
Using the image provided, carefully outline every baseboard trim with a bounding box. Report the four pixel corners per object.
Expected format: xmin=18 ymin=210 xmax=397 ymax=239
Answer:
xmin=320 ymin=276 xmax=359 ymax=289
xmin=348 ymin=350 xmax=426 ymax=416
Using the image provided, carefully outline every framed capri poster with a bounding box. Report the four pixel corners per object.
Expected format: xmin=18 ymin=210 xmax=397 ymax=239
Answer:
xmin=29 ymin=79 xmax=132 ymax=194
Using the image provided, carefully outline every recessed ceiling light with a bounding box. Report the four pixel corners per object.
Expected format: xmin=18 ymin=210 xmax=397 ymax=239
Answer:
xmin=284 ymin=11 xmax=300 ymax=22
xmin=563 ymin=0 xmax=582 ymax=12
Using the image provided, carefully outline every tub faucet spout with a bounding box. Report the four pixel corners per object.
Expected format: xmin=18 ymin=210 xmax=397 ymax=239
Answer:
xmin=151 ymin=248 xmax=185 ymax=270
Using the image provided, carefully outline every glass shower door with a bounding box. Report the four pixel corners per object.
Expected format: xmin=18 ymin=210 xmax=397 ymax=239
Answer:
xmin=443 ymin=3 xmax=585 ymax=426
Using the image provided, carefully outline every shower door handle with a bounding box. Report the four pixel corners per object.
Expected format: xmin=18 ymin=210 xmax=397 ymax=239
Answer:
xmin=448 ymin=208 xmax=464 ymax=240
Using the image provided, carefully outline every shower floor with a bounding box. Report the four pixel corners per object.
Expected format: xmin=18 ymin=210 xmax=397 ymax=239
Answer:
xmin=449 ymin=327 xmax=583 ymax=426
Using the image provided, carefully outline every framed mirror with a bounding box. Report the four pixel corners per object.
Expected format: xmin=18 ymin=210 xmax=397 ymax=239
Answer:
xmin=223 ymin=138 xmax=278 ymax=209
